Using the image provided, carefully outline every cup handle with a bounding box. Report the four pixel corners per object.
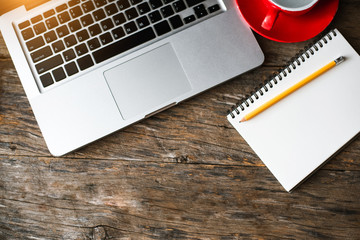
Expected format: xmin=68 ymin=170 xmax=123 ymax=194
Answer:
xmin=261 ymin=7 xmax=279 ymax=31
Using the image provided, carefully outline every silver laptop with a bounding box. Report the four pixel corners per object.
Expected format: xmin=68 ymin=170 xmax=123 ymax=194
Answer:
xmin=0 ymin=0 xmax=264 ymax=156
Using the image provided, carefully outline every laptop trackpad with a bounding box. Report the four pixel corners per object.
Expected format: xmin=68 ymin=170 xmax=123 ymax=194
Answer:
xmin=104 ymin=44 xmax=192 ymax=120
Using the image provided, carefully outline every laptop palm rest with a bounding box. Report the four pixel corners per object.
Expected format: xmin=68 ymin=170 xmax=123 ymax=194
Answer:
xmin=104 ymin=44 xmax=192 ymax=120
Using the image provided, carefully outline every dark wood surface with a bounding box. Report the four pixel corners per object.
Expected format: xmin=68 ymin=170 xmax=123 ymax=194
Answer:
xmin=1 ymin=1 xmax=360 ymax=239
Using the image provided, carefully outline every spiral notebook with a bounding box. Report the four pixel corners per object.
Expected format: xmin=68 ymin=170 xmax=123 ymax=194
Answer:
xmin=227 ymin=29 xmax=360 ymax=192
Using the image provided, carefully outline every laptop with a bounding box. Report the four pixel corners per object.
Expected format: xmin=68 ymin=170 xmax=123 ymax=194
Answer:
xmin=0 ymin=0 xmax=264 ymax=156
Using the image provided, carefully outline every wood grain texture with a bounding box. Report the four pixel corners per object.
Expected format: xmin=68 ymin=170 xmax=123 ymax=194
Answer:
xmin=1 ymin=0 xmax=360 ymax=239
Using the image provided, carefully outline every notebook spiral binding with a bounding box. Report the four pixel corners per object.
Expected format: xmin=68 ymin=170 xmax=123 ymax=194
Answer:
xmin=228 ymin=29 xmax=338 ymax=119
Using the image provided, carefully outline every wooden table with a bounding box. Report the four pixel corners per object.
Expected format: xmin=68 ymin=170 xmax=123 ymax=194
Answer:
xmin=1 ymin=1 xmax=359 ymax=239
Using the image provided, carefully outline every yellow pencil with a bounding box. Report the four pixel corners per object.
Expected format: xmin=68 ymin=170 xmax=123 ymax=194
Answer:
xmin=240 ymin=56 xmax=345 ymax=122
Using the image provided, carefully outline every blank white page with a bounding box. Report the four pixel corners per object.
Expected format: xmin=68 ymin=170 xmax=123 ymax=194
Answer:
xmin=228 ymin=29 xmax=360 ymax=192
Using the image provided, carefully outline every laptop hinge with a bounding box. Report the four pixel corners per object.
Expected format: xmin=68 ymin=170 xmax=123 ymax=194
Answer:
xmin=25 ymin=0 xmax=51 ymax=11
xmin=0 ymin=0 xmax=23 ymax=16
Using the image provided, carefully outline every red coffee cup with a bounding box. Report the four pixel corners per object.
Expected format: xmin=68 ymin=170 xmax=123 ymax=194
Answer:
xmin=261 ymin=0 xmax=319 ymax=31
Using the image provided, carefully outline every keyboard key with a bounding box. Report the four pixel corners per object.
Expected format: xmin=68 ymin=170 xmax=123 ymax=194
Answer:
xmin=80 ymin=14 xmax=94 ymax=27
xmin=136 ymin=16 xmax=150 ymax=28
xmin=194 ymin=4 xmax=208 ymax=18
xmin=137 ymin=2 xmax=151 ymax=14
xmin=69 ymin=19 xmax=82 ymax=32
xmin=63 ymin=49 xmax=76 ymax=61
xmin=52 ymin=40 xmax=65 ymax=53
xmin=44 ymin=30 xmax=58 ymax=43
xmin=18 ymin=20 xmax=30 ymax=30
xmin=89 ymin=24 xmax=102 ymax=36
xmin=64 ymin=35 xmax=78 ymax=47
xmin=111 ymin=27 xmax=125 ymax=39
xmin=70 ymin=6 xmax=83 ymax=18
xmin=40 ymin=73 xmax=54 ymax=87
xmin=75 ymin=43 xmax=89 ymax=56
xmin=160 ymin=5 xmax=174 ymax=18
xmin=94 ymin=0 xmax=107 ymax=8
xmin=82 ymin=1 xmax=95 ymax=13
xmin=52 ymin=67 xmax=67 ymax=81
xmin=56 ymin=25 xmax=70 ymax=38
xmin=149 ymin=0 xmax=163 ymax=9
xmin=169 ymin=15 xmax=183 ymax=29
xmin=125 ymin=8 xmax=139 ymax=20
xmin=154 ymin=20 xmax=171 ymax=36
xmin=185 ymin=0 xmax=205 ymax=7
xmin=173 ymin=0 xmax=186 ymax=12
xmin=35 ymin=54 xmax=63 ymax=74
xmin=45 ymin=17 xmax=59 ymax=29
xmin=56 ymin=4 xmax=68 ymax=13
xmin=164 ymin=0 xmax=175 ymax=3
xmin=183 ymin=14 xmax=195 ymax=24
xmin=93 ymin=9 xmax=106 ymax=21
xmin=44 ymin=9 xmax=55 ymax=18
xmin=26 ymin=36 xmax=45 ymax=52
xmin=100 ymin=32 xmax=113 ymax=45
xmin=79 ymin=33 xmax=92 ymax=45
xmin=100 ymin=19 xmax=114 ymax=31
xmin=208 ymin=4 xmax=220 ymax=13
xmin=87 ymin=38 xmax=101 ymax=50
xmin=58 ymin=11 xmax=71 ymax=24
xmin=34 ymin=22 xmax=46 ymax=35
xmin=117 ymin=0 xmax=131 ymax=10
xmin=64 ymin=62 xmax=79 ymax=76
xmin=130 ymin=0 xmax=142 ymax=5
xmin=113 ymin=13 xmax=126 ymax=25
xmin=105 ymin=3 xmax=119 ymax=16
xmin=21 ymin=28 xmax=35 ymax=40
xmin=31 ymin=46 xmax=52 ymax=63
xmin=77 ymin=54 xmax=94 ymax=71
xmin=124 ymin=21 xmax=137 ymax=34
xmin=31 ymin=15 xmax=43 ymax=24
xmin=148 ymin=10 xmax=162 ymax=23
xmin=93 ymin=27 xmax=156 ymax=63
xmin=68 ymin=0 xmax=80 ymax=7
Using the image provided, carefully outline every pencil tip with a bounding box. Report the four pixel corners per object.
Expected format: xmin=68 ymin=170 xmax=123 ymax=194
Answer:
xmin=240 ymin=117 xmax=246 ymax=122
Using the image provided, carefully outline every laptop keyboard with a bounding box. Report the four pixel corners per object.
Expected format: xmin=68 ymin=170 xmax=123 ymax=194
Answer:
xmin=16 ymin=0 xmax=223 ymax=89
